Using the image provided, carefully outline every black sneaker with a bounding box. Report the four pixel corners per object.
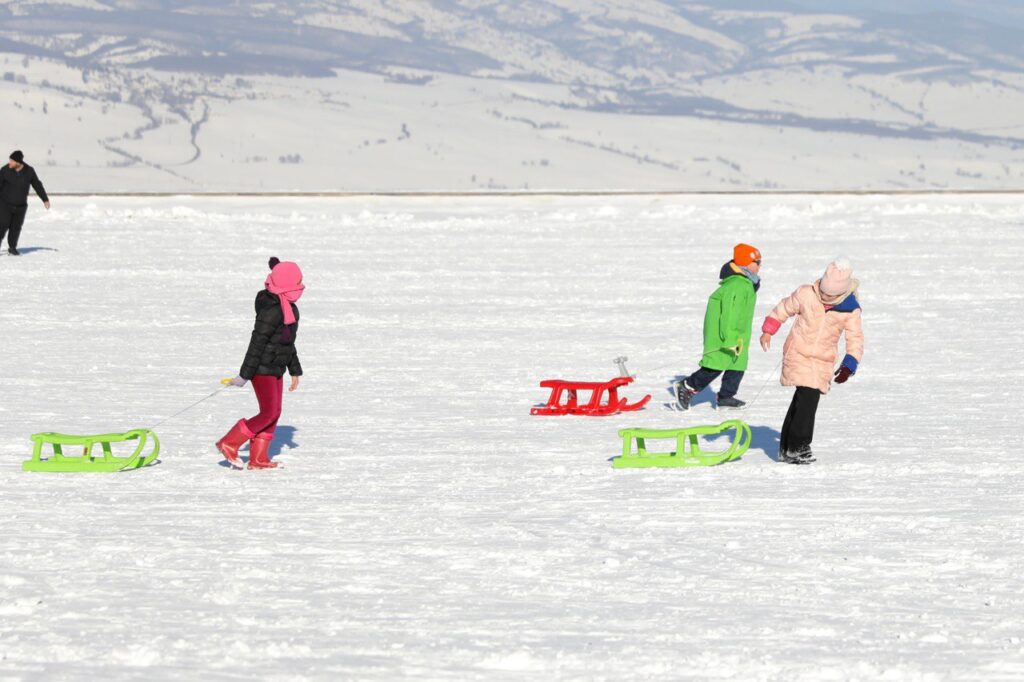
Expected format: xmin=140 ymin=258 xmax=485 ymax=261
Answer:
xmin=717 ymin=396 xmax=746 ymax=409
xmin=674 ymin=378 xmax=697 ymax=411
xmin=780 ymin=447 xmax=815 ymax=465
xmin=7 ymin=248 xmax=20 ymax=256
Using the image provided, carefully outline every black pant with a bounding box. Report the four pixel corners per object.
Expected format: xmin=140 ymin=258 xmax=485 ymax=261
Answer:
xmin=0 ymin=203 xmax=28 ymax=250
xmin=687 ymin=366 xmax=744 ymax=399
xmin=779 ymin=386 xmax=822 ymax=455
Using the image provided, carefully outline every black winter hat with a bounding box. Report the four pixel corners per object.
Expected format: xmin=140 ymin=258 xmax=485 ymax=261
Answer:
xmin=9 ymin=150 xmax=24 ymax=163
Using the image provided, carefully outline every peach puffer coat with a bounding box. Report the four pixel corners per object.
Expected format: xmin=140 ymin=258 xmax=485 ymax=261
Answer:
xmin=763 ymin=282 xmax=864 ymax=394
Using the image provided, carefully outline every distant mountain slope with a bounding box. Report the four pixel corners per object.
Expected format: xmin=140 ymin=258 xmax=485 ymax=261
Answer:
xmin=1 ymin=1 xmax=1023 ymax=191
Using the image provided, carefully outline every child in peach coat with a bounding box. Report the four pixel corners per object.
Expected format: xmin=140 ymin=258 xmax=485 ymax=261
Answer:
xmin=759 ymin=258 xmax=864 ymax=464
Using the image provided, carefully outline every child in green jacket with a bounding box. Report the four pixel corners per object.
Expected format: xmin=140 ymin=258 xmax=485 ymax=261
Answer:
xmin=674 ymin=243 xmax=762 ymax=410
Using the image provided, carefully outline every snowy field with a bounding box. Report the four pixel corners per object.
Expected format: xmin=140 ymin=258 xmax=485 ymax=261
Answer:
xmin=0 ymin=194 xmax=1022 ymax=680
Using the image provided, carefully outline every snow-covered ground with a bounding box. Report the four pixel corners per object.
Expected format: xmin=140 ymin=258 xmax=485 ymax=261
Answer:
xmin=0 ymin=194 xmax=1022 ymax=680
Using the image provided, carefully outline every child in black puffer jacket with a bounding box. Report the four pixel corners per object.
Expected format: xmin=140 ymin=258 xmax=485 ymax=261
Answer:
xmin=216 ymin=257 xmax=305 ymax=470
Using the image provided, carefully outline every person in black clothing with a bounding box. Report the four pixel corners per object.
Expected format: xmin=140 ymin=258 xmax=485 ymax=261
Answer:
xmin=216 ymin=257 xmax=305 ymax=470
xmin=0 ymin=150 xmax=50 ymax=255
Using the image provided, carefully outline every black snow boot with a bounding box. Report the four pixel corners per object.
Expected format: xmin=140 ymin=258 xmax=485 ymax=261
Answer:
xmin=780 ymin=446 xmax=816 ymax=465
xmin=717 ymin=396 xmax=746 ymax=409
xmin=7 ymin=248 xmax=20 ymax=256
xmin=674 ymin=378 xmax=697 ymax=411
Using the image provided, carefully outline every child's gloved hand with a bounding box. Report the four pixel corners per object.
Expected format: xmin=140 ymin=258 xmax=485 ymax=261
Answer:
xmin=834 ymin=355 xmax=858 ymax=384
xmin=725 ymin=337 xmax=744 ymax=355
xmin=227 ymin=376 xmax=248 ymax=387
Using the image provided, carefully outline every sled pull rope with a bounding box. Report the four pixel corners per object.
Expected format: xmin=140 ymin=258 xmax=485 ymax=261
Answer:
xmin=614 ymin=354 xmax=783 ymax=410
xmin=618 ymin=346 xmax=749 ymax=376
xmin=613 ymin=357 xmax=675 ymax=377
xmin=148 ymin=385 xmax=228 ymax=430
xmin=739 ymin=357 xmax=783 ymax=411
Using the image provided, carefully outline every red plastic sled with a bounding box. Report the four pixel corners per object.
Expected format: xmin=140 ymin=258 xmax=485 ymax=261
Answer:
xmin=531 ymin=376 xmax=651 ymax=416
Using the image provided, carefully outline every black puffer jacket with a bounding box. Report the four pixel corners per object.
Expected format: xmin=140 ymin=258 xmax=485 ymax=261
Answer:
xmin=0 ymin=163 xmax=48 ymax=206
xmin=239 ymin=290 xmax=302 ymax=380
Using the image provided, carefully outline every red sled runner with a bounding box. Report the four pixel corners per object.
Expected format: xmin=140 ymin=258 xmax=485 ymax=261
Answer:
xmin=531 ymin=376 xmax=651 ymax=416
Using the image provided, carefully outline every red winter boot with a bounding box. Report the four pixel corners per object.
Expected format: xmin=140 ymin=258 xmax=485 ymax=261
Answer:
xmin=247 ymin=434 xmax=278 ymax=470
xmin=216 ymin=419 xmax=253 ymax=469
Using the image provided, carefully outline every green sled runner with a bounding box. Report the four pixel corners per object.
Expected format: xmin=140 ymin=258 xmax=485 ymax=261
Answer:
xmin=614 ymin=420 xmax=751 ymax=468
xmin=23 ymin=429 xmax=160 ymax=473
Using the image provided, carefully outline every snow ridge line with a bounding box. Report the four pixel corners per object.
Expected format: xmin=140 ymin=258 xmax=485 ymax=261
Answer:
xmin=41 ymin=189 xmax=1024 ymax=198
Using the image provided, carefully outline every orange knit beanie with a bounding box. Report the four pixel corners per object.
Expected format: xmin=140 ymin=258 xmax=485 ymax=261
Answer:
xmin=733 ymin=243 xmax=762 ymax=267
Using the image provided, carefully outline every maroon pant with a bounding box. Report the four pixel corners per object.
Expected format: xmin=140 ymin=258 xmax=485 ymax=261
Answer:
xmin=245 ymin=375 xmax=283 ymax=438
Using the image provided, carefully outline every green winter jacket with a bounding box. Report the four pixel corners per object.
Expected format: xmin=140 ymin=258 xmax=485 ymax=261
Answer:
xmin=701 ymin=265 xmax=757 ymax=372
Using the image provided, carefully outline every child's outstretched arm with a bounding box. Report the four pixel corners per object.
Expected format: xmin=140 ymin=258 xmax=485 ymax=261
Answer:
xmin=834 ymin=310 xmax=864 ymax=384
xmin=760 ymin=288 xmax=802 ymax=351
xmin=844 ymin=310 xmax=864 ymax=361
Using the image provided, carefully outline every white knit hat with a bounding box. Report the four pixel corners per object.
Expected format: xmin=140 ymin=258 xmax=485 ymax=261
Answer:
xmin=820 ymin=257 xmax=853 ymax=297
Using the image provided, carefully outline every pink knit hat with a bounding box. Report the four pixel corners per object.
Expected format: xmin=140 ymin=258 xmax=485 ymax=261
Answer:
xmin=265 ymin=260 xmax=304 ymax=326
xmin=820 ymin=257 xmax=853 ymax=297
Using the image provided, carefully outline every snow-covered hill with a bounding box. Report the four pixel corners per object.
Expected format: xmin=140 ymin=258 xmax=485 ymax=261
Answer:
xmin=2 ymin=1 xmax=1024 ymax=191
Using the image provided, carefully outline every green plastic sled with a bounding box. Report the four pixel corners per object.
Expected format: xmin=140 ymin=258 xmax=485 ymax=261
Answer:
xmin=613 ymin=420 xmax=751 ymax=468
xmin=23 ymin=429 xmax=160 ymax=473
